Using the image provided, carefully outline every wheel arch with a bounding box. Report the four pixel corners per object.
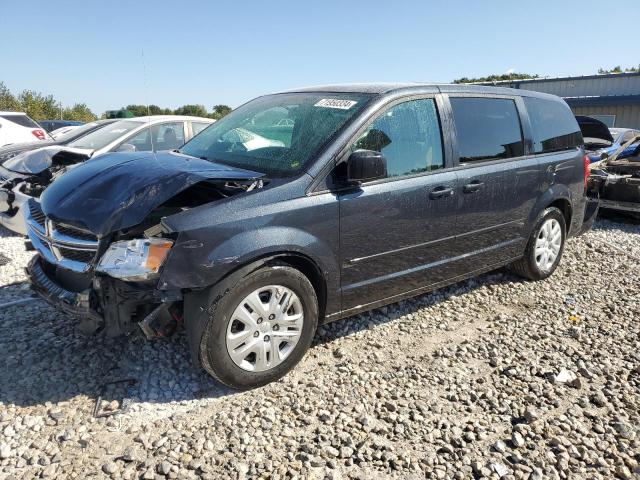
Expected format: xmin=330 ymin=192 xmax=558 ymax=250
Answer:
xmin=527 ymin=184 xmax=573 ymax=234
xmin=183 ymin=249 xmax=329 ymax=367
xmin=548 ymin=197 xmax=572 ymax=230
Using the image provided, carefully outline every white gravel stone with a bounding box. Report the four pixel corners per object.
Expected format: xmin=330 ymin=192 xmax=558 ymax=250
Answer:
xmin=0 ymin=218 xmax=638 ymax=479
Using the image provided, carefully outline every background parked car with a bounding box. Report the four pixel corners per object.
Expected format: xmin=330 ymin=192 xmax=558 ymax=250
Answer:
xmin=0 ymin=115 xmax=214 ymax=234
xmin=49 ymin=125 xmax=82 ymax=139
xmin=38 ymin=119 xmax=84 ymax=133
xmin=586 ymin=126 xmax=640 ymax=163
xmin=0 ymin=112 xmax=48 ymax=147
xmin=0 ymin=119 xmax=119 ymax=164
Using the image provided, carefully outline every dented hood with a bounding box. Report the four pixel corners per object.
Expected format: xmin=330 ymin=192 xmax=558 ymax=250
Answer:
xmin=40 ymin=151 xmax=264 ymax=236
xmin=3 ymin=146 xmax=93 ymax=174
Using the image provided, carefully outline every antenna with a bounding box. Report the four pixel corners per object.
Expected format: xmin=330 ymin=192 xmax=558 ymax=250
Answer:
xmin=141 ymin=48 xmax=154 ymax=153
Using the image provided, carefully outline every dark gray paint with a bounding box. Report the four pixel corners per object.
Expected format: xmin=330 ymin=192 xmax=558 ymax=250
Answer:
xmin=35 ymin=83 xmax=590 ymax=330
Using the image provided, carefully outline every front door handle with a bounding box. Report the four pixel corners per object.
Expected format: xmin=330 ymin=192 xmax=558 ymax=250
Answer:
xmin=429 ymin=186 xmax=454 ymax=199
xmin=463 ymin=181 xmax=484 ymax=193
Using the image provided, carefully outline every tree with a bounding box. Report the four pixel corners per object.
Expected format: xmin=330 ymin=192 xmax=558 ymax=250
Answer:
xmin=453 ymin=72 xmax=539 ymax=84
xmin=174 ymin=104 xmax=208 ymax=117
xmin=62 ymin=103 xmax=97 ymax=122
xmin=125 ymin=104 xmax=153 ymax=117
xmin=0 ymin=82 xmax=20 ymax=111
xmin=211 ymin=104 xmax=232 ymax=119
xmin=598 ymin=65 xmax=639 ymax=74
xmin=16 ymin=90 xmax=59 ymax=120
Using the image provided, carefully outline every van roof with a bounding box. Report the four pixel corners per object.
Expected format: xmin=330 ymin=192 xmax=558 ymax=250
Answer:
xmin=282 ymin=83 xmax=563 ymax=102
xmin=0 ymin=111 xmax=28 ymax=115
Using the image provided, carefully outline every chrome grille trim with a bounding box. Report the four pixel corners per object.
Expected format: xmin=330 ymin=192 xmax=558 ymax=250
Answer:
xmin=28 ymin=201 xmax=46 ymax=227
xmin=24 ymin=200 xmax=99 ymax=273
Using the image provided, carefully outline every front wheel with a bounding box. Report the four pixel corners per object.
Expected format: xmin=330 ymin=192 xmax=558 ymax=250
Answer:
xmin=199 ymin=265 xmax=318 ymax=390
xmin=510 ymin=207 xmax=566 ymax=281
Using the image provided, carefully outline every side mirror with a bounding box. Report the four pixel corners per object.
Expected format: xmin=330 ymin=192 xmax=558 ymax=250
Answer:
xmin=116 ymin=143 xmax=136 ymax=153
xmin=347 ymin=149 xmax=387 ymax=183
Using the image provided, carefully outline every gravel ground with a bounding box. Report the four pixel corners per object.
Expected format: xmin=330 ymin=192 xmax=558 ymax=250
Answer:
xmin=0 ymin=218 xmax=638 ymax=480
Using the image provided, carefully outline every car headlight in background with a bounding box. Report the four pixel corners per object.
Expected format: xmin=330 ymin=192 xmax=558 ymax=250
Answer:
xmin=0 ymin=152 xmax=18 ymax=163
xmin=96 ymin=238 xmax=173 ymax=281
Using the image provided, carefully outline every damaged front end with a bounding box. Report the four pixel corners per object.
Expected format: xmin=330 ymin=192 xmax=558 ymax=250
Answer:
xmin=589 ymin=134 xmax=640 ymax=217
xmin=25 ymin=151 xmax=265 ymax=337
xmin=0 ymin=147 xmax=92 ymax=234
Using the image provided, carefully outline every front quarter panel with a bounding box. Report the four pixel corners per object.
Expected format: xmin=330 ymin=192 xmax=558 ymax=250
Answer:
xmin=158 ymin=176 xmax=341 ymax=315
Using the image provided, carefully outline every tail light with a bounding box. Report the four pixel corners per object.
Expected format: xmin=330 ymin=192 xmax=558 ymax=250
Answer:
xmin=583 ymin=155 xmax=590 ymax=188
xmin=31 ymin=129 xmax=46 ymax=140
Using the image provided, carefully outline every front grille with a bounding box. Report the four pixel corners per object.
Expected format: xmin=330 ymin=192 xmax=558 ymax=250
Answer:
xmin=57 ymin=247 xmax=96 ymax=263
xmin=24 ymin=199 xmax=100 ymax=273
xmin=54 ymin=223 xmax=98 ymax=242
xmin=29 ymin=202 xmax=46 ymax=227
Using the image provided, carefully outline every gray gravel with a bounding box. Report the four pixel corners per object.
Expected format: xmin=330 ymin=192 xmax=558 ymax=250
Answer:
xmin=0 ymin=218 xmax=639 ymax=479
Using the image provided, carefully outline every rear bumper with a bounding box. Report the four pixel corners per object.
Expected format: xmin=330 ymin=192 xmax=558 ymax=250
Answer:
xmin=578 ymin=196 xmax=599 ymax=234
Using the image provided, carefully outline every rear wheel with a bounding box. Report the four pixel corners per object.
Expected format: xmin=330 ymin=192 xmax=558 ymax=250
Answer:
xmin=510 ymin=207 xmax=566 ymax=280
xmin=199 ymin=265 xmax=318 ymax=390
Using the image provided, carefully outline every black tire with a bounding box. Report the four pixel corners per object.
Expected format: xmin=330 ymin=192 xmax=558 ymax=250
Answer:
xmin=199 ymin=265 xmax=318 ymax=390
xmin=510 ymin=207 xmax=566 ymax=281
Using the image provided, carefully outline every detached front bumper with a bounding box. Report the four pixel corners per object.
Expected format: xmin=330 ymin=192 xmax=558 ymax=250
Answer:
xmin=26 ymin=255 xmax=103 ymax=331
xmin=27 ymin=254 xmax=181 ymax=337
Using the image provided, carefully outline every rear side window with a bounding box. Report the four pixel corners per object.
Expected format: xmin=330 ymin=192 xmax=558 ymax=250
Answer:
xmin=351 ymin=98 xmax=444 ymax=178
xmin=524 ymin=97 xmax=581 ymax=154
xmin=192 ymin=122 xmax=210 ymax=136
xmin=1 ymin=114 xmax=40 ymax=129
xmin=450 ymin=97 xmax=524 ymax=163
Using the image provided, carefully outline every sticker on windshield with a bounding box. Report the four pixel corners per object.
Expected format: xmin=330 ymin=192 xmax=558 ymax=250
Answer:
xmin=314 ymin=99 xmax=358 ymax=110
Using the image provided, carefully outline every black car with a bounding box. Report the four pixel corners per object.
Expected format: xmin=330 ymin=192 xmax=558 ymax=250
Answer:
xmin=26 ymin=84 xmax=597 ymax=390
xmin=0 ymin=119 xmax=118 ymax=164
xmin=38 ymin=119 xmax=84 ymax=133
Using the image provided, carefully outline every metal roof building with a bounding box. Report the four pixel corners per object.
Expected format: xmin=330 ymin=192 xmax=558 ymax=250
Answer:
xmin=478 ymin=72 xmax=640 ymax=129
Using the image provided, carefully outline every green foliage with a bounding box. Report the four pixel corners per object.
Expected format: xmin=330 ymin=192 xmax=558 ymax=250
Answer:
xmin=0 ymin=81 xmax=96 ymax=122
xmin=17 ymin=90 xmax=58 ymax=120
xmin=62 ymin=103 xmax=96 ymax=123
xmin=598 ymin=65 xmax=639 ymax=74
xmin=173 ymin=104 xmax=209 ymax=117
xmin=211 ymin=104 xmax=232 ymax=119
xmin=123 ymin=103 xmax=232 ymax=119
xmin=0 ymin=82 xmax=20 ymax=111
xmin=453 ymin=73 xmax=539 ymax=84
xmin=1 ymin=81 xmax=235 ymax=121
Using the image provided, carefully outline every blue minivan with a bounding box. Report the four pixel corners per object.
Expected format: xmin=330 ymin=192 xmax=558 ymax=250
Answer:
xmin=26 ymin=84 xmax=597 ymax=389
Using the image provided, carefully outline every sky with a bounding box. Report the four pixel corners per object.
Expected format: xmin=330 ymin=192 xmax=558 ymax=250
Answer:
xmin=2 ymin=0 xmax=639 ymax=115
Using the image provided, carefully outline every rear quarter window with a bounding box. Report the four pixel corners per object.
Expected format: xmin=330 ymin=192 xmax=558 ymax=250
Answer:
xmin=450 ymin=97 xmax=524 ymax=163
xmin=1 ymin=114 xmax=40 ymax=129
xmin=523 ymin=97 xmax=582 ymax=154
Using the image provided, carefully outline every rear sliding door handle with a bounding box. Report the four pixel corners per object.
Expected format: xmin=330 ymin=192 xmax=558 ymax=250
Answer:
xmin=429 ymin=187 xmax=454 ymax=199
xmin=463 ymin=181 xmax=484 ymax=193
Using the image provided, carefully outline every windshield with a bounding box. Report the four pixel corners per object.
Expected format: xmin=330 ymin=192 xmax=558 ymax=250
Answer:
xmin=179 ymin=92 xmax=373 ymax=176
xmin=68 ymin=120 xmax=140 ymax=150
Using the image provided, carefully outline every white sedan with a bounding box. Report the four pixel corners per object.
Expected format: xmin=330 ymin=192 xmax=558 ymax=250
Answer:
xmin=0 ymin=115 xmax=215 ymax=235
